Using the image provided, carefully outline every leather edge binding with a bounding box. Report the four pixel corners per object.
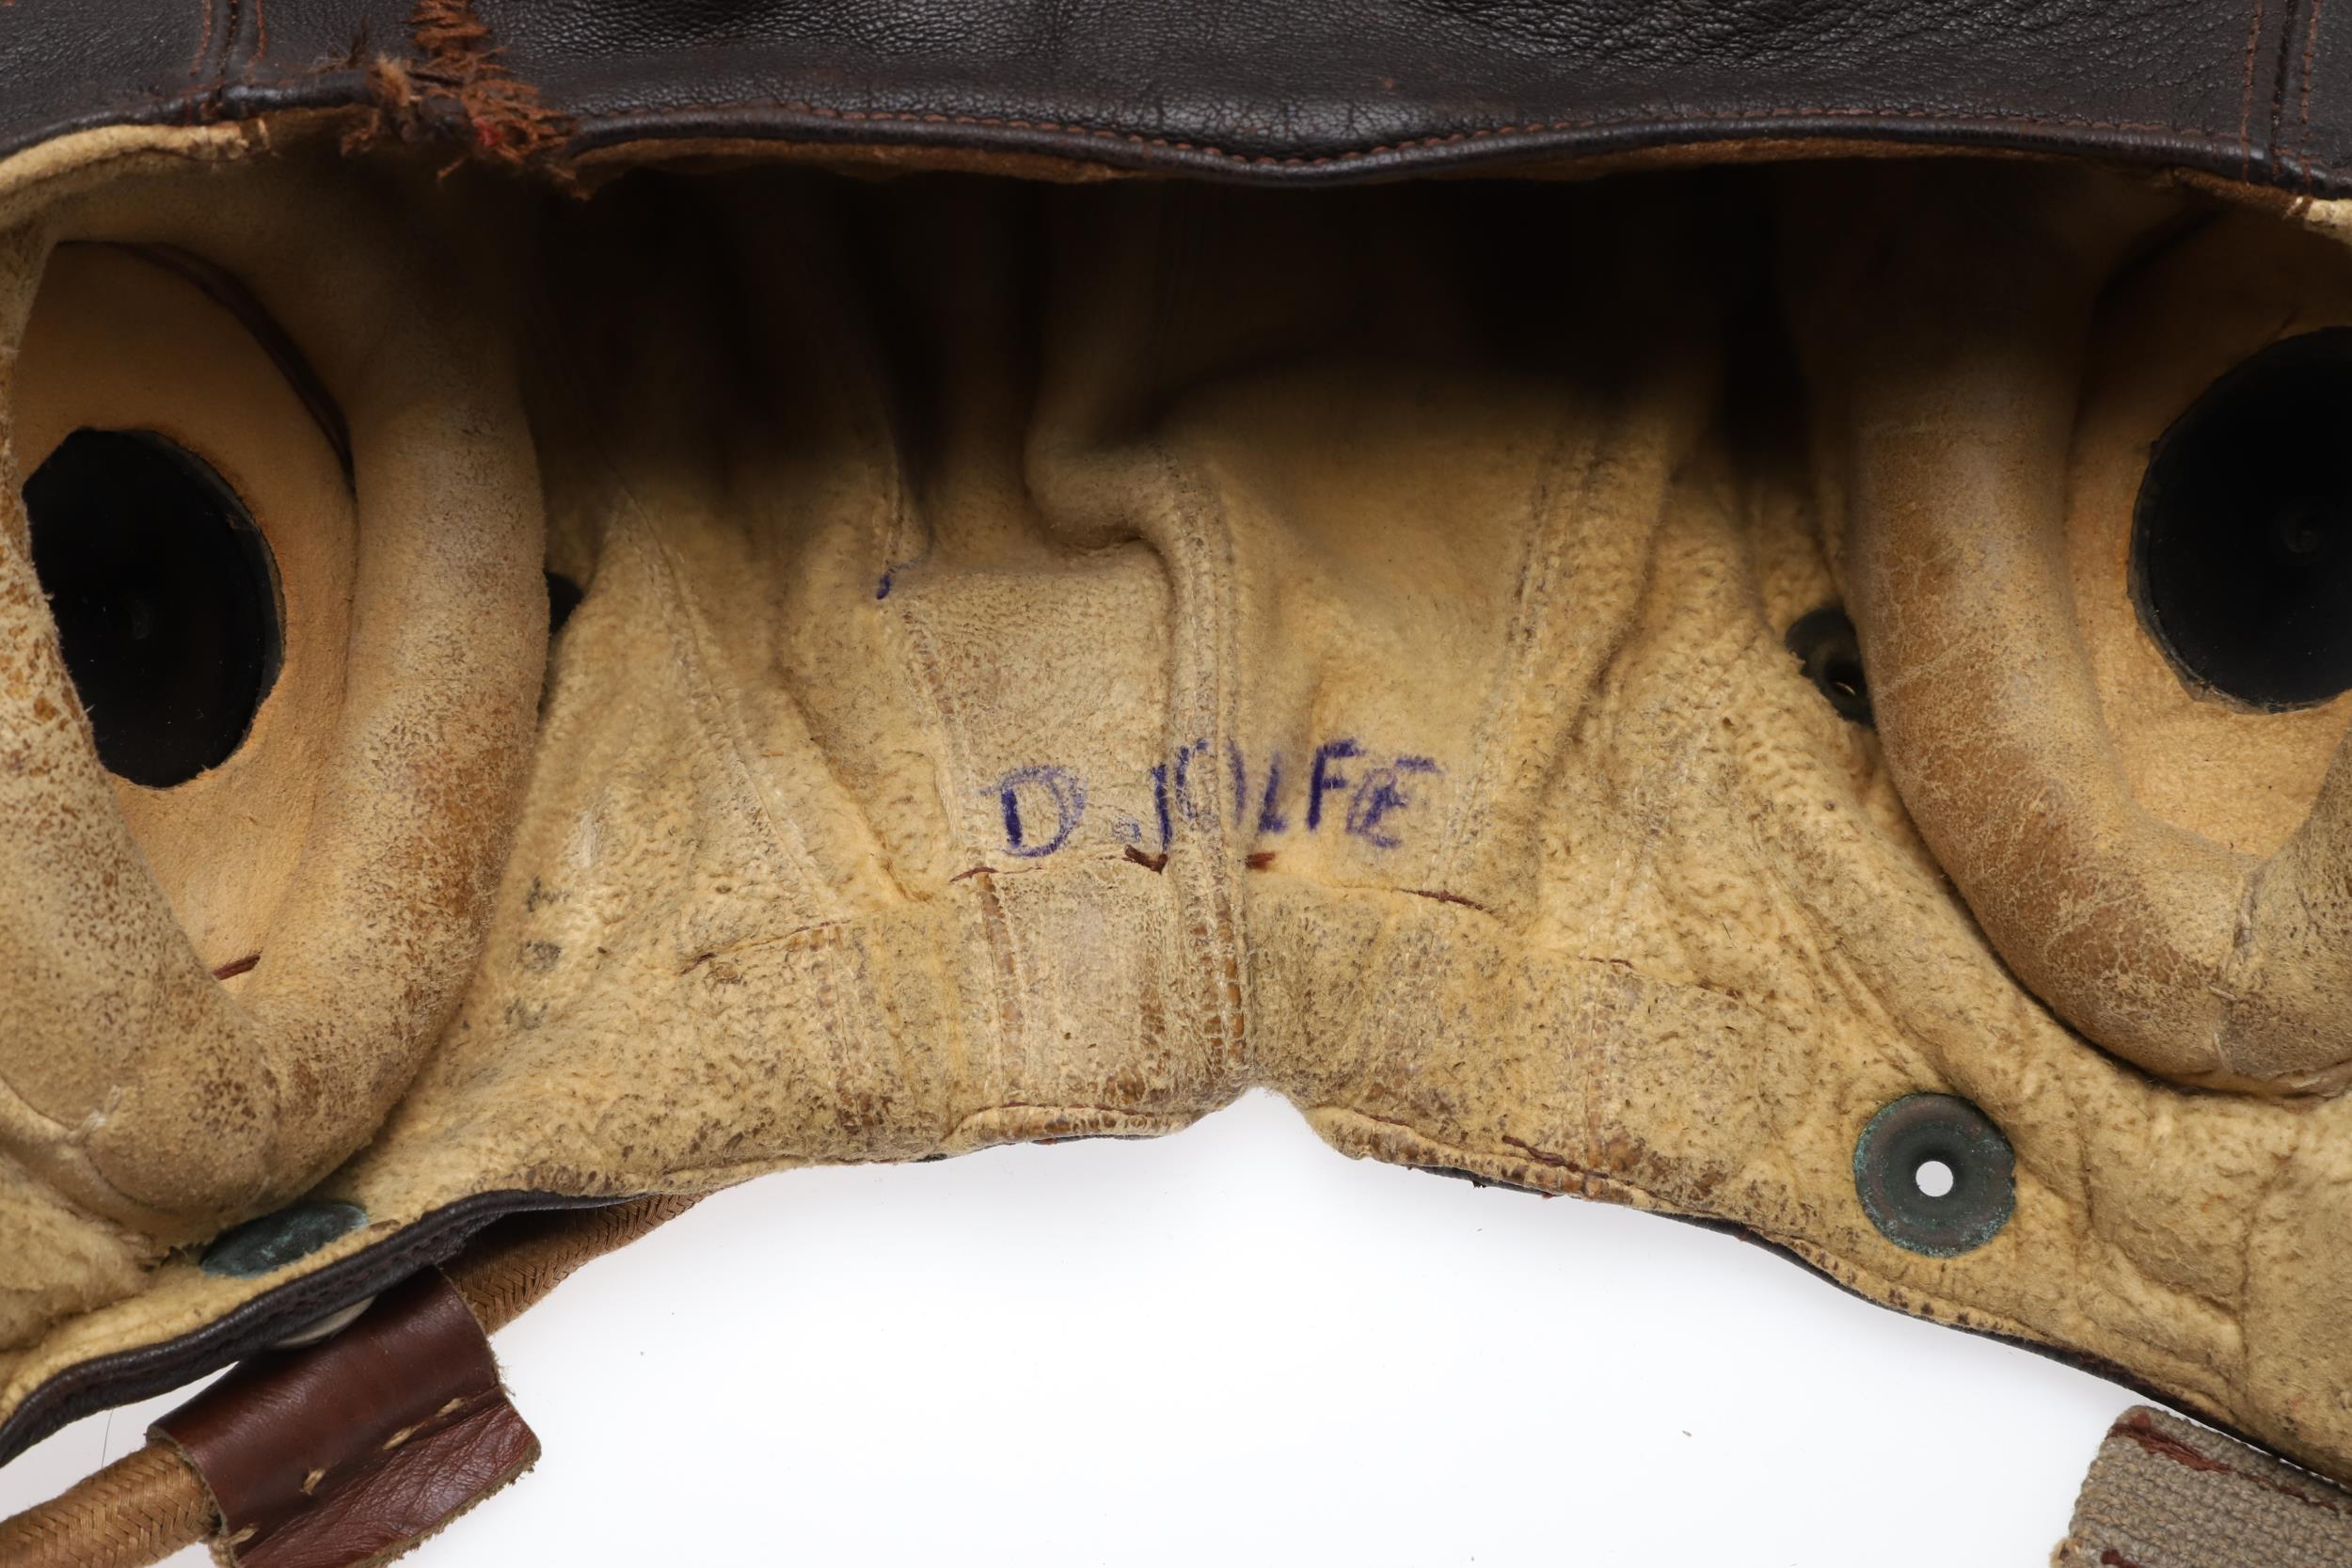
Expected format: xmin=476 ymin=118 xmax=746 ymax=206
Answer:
xmin=556 ymin=101 xmax=2328 ymax=192
xmin=0 ymin=1190 xmax=621 ymax=1472
xmin=2 ymin=74 xmax=2348 ymax=198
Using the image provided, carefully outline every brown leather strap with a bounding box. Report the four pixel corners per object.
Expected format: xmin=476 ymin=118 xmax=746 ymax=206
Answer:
xmin=0 ymin=1194 xmax=698 ymax=1568
xmin=151 ymin=1270 xmax=536 ymax=1568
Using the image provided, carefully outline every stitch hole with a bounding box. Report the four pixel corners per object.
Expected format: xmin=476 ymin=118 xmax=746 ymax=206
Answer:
xmin=2134 ymin=328 xmax=2352 ymax=709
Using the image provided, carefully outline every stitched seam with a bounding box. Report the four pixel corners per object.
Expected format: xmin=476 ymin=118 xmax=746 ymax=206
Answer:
xmin=880 ymin=511 xmax=1024 ymax=1080
xmin=73 ymin=72 xmax=2351 ymax=182
xmin=945 ymin=1102 xmax=1194 ymax=1142
xmin=1428 ymin=410 xmax=1589 ymax=877
xmin=2298 ymin=0 xmax=2328 ymax=193
xmin=211 ymin=0 xmax=240 ymax=103
xmin=188 ymin=0 xmax=215 ymax=84
xmin=0 ymin=137 xmax=246 ymax=198
xmin=640 ymin=529 xmax=843 ymax=918
xmin=2269 ymin=0 xmax=2305 ymax=165
xmin=569 ymin=96 xmax=2336 ymax=172
xmin=2242 ymin=0 xmax=2271 ymax=176
xmin=116 ymin=71 xmax=2328 ymax=166
xmin=0 ymin=1072 xmax=211 ymax=1240
xmin=1141 ymin=440 xmax=1250 ymax=1074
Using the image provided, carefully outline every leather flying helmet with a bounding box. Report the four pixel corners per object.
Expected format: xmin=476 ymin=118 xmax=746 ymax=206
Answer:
xmin=1 ymin=3 xmax=2351 ymax=1563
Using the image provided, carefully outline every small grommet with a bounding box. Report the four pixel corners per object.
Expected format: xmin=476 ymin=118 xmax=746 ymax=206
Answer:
xmin=1784 ymin=606 xmax=1874 ymax=724
xmin=1852 ymin=1094 xmax=2014 ymax=1257
xmin=200 ymin=1199 xmax=368 ymax=1278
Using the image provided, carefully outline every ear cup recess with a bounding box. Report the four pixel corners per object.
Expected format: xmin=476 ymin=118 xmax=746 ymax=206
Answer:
xmin=2133 ymin=328 xmax=2352 ymax=711
xmin=21 ymin=428 xmax=282 ymax=788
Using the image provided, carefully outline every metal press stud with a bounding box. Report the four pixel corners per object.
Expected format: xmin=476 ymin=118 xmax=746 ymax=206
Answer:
xmin=1852 ymin=1094 xmax=2014 ymax=1257
xmin=200 ymin=1199 xmax=369 ymax=1279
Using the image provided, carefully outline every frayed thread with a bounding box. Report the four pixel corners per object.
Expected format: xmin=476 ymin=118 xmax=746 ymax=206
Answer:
xmin=342 ymin=0 xmax=574 ymax=179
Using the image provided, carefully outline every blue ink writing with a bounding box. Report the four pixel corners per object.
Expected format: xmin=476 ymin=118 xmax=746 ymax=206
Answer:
xmin=1151 ymin=764 xmax=1173 ymax=853
xmin=1172 ymin=738 xmax=1215 ymax=826
xmin=987 ymin=737 xmax=1439 ymax=860
xmin=1347 ymin=755 xmax=1441 ymax=848
xmin=997 ymin=766 xmax=1087 ymax=858
xmin=1307 ymin=738 xmax=1361 ymax=832
xmin=1255 ymin=752 xmax=1288 ymax=833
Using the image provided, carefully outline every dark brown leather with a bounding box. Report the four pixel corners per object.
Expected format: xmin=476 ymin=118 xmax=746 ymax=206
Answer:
xmin=151 ymin=1271 xmax=537 ymax=1568
xmin=1 ymin=0 xmax=2349 ymax=196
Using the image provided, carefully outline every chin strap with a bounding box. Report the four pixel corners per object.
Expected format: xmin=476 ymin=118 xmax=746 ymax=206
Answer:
xmin=2057 ymin=1406 xmax=2352 ymax=1568
xmin=0 ymin=1195 xmax=697 ymax=1568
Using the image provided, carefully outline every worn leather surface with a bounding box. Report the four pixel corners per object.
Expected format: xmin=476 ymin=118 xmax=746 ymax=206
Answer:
xmin=0 ymin=142 xmax=544 ymax=1267
xmin=152 ymin=1270 xmax=535 ymax=1568
xmin=3 ymin=129 xmax=2349 ymax=1509
xmin=1794 ymin=166 xmax=2352 ymax=1092
xmin=0 ymin=96 xmax=2351 ymax=1568
xmin=1 ymin=0 xmax=2351 ymax=194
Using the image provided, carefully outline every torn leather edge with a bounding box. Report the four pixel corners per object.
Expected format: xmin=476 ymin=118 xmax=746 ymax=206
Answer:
xmin=339 ymin=0 xmax=577 ymax=180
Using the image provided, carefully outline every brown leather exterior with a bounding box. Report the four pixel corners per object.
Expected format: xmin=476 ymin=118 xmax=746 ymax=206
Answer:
xmin=1 ymin=0 xmax=2350 ymax=195
xmin=151 ymin=1271 xmax=536 ymax=1568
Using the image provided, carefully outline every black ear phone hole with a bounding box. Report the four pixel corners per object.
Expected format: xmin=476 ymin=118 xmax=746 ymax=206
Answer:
xmin=546 ymin=570 xmax=584 ymax=638
xmin=1786 ymin=605 xmax=1874 ymax=723
xmin=2134 ymin=328 xmax=2352 ymax=711
xmin=21 ymin=429 xmax=282 ymax=788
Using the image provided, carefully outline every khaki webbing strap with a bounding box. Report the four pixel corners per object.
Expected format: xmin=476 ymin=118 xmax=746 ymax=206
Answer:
xmin=2057 ymin=1406 xmax=2352 ymax=1568
xmin=0 ymin=1194 xmax=698 ymax=1568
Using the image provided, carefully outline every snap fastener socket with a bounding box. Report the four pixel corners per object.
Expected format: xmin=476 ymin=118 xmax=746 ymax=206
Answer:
xmin=270 ymin=1294 xmax=379 ymax=1350
xmin=1852 ymin=1094 xmax=2014 ymax=1257
xmin=200 ymin=1199 xmax=368 ymax=1278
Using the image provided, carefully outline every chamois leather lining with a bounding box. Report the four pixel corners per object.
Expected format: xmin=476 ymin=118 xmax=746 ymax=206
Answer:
xmin=0 ymin=126 xmax=2347 ymax=1490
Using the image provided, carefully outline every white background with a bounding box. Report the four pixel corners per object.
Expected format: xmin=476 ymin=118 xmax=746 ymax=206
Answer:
xmin=1 ymin=1090 xmax=2131 ymax=1566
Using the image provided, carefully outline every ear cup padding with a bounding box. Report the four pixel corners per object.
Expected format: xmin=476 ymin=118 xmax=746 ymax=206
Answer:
xmin=0 ymin=164 xmax=546 ymax=1236
xmin=1829 ymin=171 xmax=2352 ymax=1094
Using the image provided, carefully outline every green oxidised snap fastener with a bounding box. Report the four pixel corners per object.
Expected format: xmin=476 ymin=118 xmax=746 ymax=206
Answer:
xmin=199 ymin=1199 xmax=368 ymax=1278
xmin=1852 ymin=1094 xmax=2015 ymax=1257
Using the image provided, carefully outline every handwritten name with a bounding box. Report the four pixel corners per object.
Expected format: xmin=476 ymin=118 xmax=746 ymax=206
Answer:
xmin=990 ymin=738 xmax=1441 ymax=860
